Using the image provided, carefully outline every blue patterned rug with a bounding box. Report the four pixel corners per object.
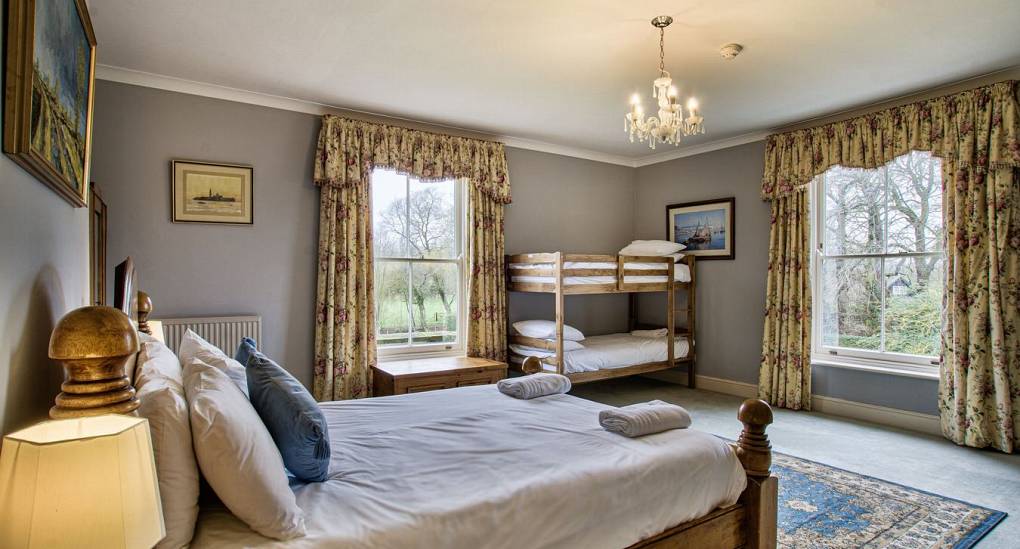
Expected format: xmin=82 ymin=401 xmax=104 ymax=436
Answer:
xmin=775 ymin=453 xmax=1005 ymax=548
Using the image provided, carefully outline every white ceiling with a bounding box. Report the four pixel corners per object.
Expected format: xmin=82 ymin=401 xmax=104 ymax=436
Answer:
xmin=90 ymin=0 xmax=1020 ymax=163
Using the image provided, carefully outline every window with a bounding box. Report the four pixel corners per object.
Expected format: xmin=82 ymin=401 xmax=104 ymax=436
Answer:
xmin=372 ymin=168 xmax=466 ymax=356
xmin=812 ymin=151 xmax=943 ymax=373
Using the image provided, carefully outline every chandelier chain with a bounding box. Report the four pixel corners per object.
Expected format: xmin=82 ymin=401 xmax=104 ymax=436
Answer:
xmin=658 ymin=27 xmax=665 ymax=76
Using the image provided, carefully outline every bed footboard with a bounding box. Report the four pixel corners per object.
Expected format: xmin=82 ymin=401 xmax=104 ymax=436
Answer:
xmin=736 ymin=399 xmax=778 ymax=549
xmin=628 ymin=399 xmax=777 ymax=549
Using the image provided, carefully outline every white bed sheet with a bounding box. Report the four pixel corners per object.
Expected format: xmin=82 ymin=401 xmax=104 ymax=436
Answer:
xmin=510 ymin=333 xmax=690 ymax=374
xmin=190 ymin=386 xmax=745 ymax=549
xmin=509 ymin=262 xmax=691 ymax=284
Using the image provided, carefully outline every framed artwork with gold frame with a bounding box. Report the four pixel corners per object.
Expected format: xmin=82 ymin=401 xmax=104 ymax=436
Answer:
xmin=171 ymin=160 xmax=254 ymax=225
xmin=3 ymin=0 xmax=97 ymax=207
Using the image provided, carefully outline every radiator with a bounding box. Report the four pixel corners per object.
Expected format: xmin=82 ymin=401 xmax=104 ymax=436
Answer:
xmin=155 ymin=315 xmax=262 ymax=356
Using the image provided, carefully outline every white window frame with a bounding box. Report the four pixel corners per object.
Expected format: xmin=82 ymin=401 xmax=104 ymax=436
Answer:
xmin=809 ymin=160 xmax=942 ymax=379
xmin=373 ymin=172 xmax=468 ymax=360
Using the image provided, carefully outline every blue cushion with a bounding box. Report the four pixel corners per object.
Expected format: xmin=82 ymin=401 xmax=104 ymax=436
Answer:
xmin=234 ymin=337 xmax=259 ymax=370
xmin=237 ymin=339 xmax=330 ymax=482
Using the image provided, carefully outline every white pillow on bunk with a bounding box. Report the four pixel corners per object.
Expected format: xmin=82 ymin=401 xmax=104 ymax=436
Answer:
xmin=619 ymin=240 xmax=686 ymax=256
xmin=513 ymin=320 xmax=585 ymax=342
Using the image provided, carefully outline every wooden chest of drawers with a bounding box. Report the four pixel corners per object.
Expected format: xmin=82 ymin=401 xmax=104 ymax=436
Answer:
xmin=372 ymin=356 xmax=507 ymax=396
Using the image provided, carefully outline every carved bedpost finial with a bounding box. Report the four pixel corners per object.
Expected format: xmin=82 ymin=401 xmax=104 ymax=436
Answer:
xmin=137 ymin=291 xmax=153 ymax=334
xmin=521 ymin=356 xmax=543 ymax=375
xmin=736 ymin=399 xmax=773 ymax=478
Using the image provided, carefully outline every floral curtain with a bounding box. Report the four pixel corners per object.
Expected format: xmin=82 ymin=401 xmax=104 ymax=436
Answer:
xmin=467 ymin=184 xmax=508 ymax=361
xmin=759 ymin=81 xmax=1020 ymax=452
xmin=759 ymin=188 xmax=812 ymax=410
xmin=313 ymin=116 xmax=512 ymax=400
xmin=313 ymin=183 xmax=374 ymax=401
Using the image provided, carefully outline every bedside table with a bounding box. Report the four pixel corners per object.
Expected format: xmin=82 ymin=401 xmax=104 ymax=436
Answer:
xmin=372 ymin=356 xmax=507 ymax=396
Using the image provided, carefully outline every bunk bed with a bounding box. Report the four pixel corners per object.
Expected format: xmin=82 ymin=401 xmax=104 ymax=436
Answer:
xmin=506 ymin=252 xmax=696 ymax=386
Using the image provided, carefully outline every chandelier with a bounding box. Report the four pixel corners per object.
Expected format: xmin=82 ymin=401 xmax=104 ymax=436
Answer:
xmin=624 ymin=16 xmax=704 ymax=149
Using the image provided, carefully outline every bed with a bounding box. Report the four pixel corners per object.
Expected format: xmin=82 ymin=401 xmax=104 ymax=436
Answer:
xmin=510 ymin=332 xmax=691 ymax=374
xmin=114 ymin=257 xmax=777 ymax=549
xmin=506 ymin=253 xmax=697 ymax=386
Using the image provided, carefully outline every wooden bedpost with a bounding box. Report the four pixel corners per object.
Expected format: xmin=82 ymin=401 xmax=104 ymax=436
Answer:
xmin=737 ymin=399 xmax=778 ymax=549
xmin=554 ymin=252 xmax=565 ymax=376
xmin=137 ymin=290 xmax=153 ymax=335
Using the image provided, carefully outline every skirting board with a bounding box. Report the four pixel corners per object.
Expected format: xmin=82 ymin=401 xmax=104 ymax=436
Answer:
xmin=688 ymin=374 xmax=942 ymax=437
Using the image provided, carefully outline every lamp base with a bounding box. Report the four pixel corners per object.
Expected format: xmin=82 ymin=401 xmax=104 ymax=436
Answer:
xmin=50 ymin=377 xmax=139 ymax=417
xmin=50 ymin=397 xmax=140 ymax=418
xmin=49 ymin=357 xmax=140 ymax=419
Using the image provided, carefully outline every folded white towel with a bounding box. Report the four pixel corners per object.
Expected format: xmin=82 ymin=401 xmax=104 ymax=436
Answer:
xmin=497 ymin=373 xmax=571 ymax=400
xmin=631 ymin=328 xmax=668 ymax=338
xmin=599 ymin=400 xmax=692 ymax=437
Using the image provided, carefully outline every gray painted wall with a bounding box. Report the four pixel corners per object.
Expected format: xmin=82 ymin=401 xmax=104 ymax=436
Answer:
xmin=633 ymin=143 xmax=771 ymax=385
xmin=0 ymin=16 xmax=90 ymax=435
xmin=504 ymin=148 xmax=636 ymax=337
xmin=633 ymin=142 xmax=938 ymax=415
xmin=92 ymin=81 xmax=321 ymax=388
xmin=91 ymin=82 xmax=637 ymax=388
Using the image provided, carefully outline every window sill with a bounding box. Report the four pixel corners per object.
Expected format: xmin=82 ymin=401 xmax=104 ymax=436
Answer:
xmin=811 ymin=356 xmax=939 ymax=381
xmin=378 ymin=347 xmax=465 ymax=363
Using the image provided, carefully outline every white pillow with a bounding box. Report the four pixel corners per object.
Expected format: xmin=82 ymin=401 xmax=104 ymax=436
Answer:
xmin=513 ymin=320 xmax=585 ymax=342
xmin=137 ymin=377 xmax=199 ymax=549
xmin=178 ymin=330 xmax=248 ymax=397
xmin=136 ymin=337 xmax=183 ymax=389
xmin=619 ymin=240 xmax=687 ymax=256
xmin=183 ymin=358 xmax=306 ymax=540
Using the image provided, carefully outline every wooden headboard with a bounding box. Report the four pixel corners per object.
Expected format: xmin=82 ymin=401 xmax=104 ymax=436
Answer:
xmin=114 ymin=257 xmax=138 ymax=324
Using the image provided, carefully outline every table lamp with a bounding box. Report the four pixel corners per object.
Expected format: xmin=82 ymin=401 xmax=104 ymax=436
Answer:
xmin=48 ymin=306 xmax=140 ymax=418
xmin=0 ymin=415 xmax=165 ymax=548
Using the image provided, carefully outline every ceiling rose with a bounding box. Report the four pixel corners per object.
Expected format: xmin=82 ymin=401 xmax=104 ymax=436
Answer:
xmin=624 ymin=16 xmax=704 ymax=149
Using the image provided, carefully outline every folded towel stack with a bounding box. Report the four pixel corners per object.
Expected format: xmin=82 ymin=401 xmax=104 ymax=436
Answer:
xmin=497 ymin=373 xmax=572 ymax=399
xmin=599 ymin=400 xmax=692 ymax=437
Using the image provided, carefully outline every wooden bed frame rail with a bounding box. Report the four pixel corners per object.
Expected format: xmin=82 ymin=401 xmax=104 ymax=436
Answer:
xmin=506 ymin=253 xmax=697 ymax=387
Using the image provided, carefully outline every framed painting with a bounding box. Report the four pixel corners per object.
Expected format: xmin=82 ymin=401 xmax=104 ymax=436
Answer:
xmin=666 ymin=197 xmax=735 ymax=260
xmin=171 ymin=160 xmax=254 ymax=225
xmin=3 ymin=0 xmax=97 ymax=207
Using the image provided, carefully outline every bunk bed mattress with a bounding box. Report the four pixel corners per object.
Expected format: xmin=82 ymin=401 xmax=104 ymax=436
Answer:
xmin=510 ymin=261 xmax=691 ymax=284
xmin=190 ymin=385 xmax=745 ymax=549
xmin=510 ymin=332 xmax=691 ymax=374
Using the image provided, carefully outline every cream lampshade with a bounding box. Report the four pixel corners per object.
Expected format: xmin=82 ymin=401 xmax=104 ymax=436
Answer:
xmin=0 ymin=415 xmax=165 ymax=549
xmin=146 ymin=320 xmax=166 ymax=344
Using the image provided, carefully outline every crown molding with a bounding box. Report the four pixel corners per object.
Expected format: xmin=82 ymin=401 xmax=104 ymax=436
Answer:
xmin=95 ymin=64 xmax=763 ymax=168
xmin=630 ymin=131 xmax=770 ymax=167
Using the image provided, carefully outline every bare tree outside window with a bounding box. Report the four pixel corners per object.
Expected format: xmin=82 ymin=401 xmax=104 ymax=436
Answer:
xmin=817 ymin=151 xmax=943 ymax=361
xmin=372 ymin=169 xmax=463 ymax=350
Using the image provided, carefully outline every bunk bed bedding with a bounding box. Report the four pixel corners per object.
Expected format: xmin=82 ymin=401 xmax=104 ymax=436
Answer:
xmin=190 ymin=385 xmax=746 ymax=548
xmin=510 ymin=333 xmax=691 ymax=374
xmin=509 ymin=261 xmax=692 ymax=284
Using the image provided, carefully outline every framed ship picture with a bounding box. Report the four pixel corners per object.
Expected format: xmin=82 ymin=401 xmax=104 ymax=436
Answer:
xmin=171 ymin=160 xmax=254 ymax=225
xmin=666 ymin=197 xmax=734 ymax=260
xmin=3 ymin=0 xmax=97 ymax=207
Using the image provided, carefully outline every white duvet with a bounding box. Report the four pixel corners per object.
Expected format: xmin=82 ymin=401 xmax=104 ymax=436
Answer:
xmin=190 ymin=386 xmax=745 ymax=549
xmin=510 ymin=332 xmax=691 ymax=374
xmin=509 ymin=261 xmax=691 ymax=284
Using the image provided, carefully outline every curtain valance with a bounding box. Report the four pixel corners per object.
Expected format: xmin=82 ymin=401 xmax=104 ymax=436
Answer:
xmin=761 ymin=80 xmax=1020 ymax=200
xmin=313 ymin=115 xmax=512 ymax=204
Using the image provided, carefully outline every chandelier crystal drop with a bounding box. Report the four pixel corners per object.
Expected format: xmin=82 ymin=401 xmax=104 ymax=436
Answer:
xmin=625 ymin=16 xmax=704 ymax=149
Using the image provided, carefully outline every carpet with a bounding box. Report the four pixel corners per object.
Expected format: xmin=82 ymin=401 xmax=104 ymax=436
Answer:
xmin=775 ymin=452 xmax=1006 ymax=548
